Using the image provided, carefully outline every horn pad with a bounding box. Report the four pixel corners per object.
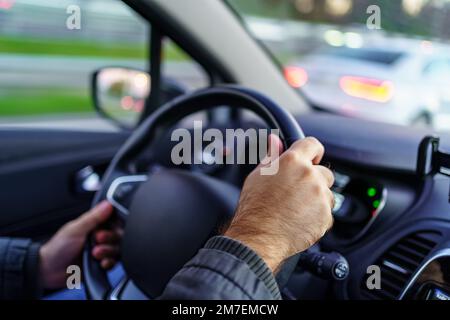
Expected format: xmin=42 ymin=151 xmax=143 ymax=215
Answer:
xmin=121 ymin=169 xmax=239 ymax=297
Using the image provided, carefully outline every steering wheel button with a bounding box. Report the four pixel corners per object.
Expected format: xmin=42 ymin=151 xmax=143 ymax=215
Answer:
xmin=106 ymin=175 xmax=148 ymax=216
xmin=114 ymin=183 xmax=136 ymax=200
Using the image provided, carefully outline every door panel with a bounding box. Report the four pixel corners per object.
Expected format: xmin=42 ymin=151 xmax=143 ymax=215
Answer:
xmin=0 ymin=128 xmax=127 ymax=239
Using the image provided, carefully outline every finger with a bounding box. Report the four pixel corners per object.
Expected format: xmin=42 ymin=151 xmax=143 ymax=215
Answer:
xmin=315 ymin=166 xmax=335 ymax=188
xmin=268 ymin=134 xmax=284 ymax=159
xmin=100 ymin=258 xmax=116 ymax=270
xmin=92 ymin=244 xmax=120 ymax=260
xmin=74 ymin=201 xmax=114 ymax=234
xmin=95 ymin=230 xmax=122 ymax=245
xmin=290 ymin=137 xmax=325 ymax=165
xmin=318 ymin=189 xmax=335 ymax=234
xmin=327 ymin=213 xmax=335 ymax=232
xmin=326 ymin=189 xmax=336 ymax=211
xmin=259 ymin=134 xmax=284 ymax=167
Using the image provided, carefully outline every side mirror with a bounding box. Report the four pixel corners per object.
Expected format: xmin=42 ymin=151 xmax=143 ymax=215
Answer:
xmin=92 ymin=67 xmax=151 ymax=129
xmin=92 ymin=67 xmax=188 ymax=129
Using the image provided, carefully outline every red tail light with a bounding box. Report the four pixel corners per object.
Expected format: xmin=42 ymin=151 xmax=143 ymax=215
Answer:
xmin=284 ymin=66 xmax=308 ymax=88
xmin=339 ymin=76 xmax=394 ymax=103
xmin=0 ymin=0 xmax=15 ymax=10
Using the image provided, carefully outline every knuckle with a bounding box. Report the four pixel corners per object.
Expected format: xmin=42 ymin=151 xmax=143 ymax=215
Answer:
xmin=311 ymin=181 xmax=323 ymax=195
xmin=323 ymin=166 xmax=334 ymax=180
xmin=291 ymin=138 xmax=307 ymax=149
xmin=283 ymin=150 xmax=302 ymax=164
xmin=300 ymin=162 xmax=314 ymax=177
xmin=310 ymin=174 xmax=327 ymax=192
xmin=292 ymin=137 xmax=316 ymax=151
xmin=305 ymin=136 xmax=322 ymax=149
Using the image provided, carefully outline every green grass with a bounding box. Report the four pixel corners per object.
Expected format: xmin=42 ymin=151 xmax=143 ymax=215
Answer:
xmin=0 ymin=88 xmax=93 ymax=117
xmin=0 ymin=35 xmax=189 ymax=61
xmin=164 ymin=41 xmax=190 ymax=62
xmin=0 ymin=35 xmax=147 ymax=59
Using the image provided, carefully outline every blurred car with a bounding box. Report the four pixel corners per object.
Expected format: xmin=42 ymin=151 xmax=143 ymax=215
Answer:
xmin=285 ymin=40 xmax=450 ymax=127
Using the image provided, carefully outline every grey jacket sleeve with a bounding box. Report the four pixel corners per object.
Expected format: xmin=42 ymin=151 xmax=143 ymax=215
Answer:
xmin=0 ymin=238 xmax=42 ymax=300
xmin=159 ymin=236 xmax=281 ymax=300
xmin=0 ymin=236 xmax=280 ymax=300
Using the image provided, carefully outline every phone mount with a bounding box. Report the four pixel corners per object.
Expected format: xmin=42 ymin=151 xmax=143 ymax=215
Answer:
xmin=417 ymin=136 xmax=450 ymax=177
xmin=416 ymin=136 xmax=450 ymax=203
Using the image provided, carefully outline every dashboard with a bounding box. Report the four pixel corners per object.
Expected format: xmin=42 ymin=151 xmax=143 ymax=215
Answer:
xmin=298 ymin=113 xmax=450 ymax=300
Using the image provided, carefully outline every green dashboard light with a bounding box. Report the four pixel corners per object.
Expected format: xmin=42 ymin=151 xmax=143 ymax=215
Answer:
xmin=372 ymin=200 xmax=381 ymax=209
xmin=367 ymin=187 xmax=377 ymax=197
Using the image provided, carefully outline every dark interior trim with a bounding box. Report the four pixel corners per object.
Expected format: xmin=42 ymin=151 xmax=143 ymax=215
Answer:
xmin=122 ymin=0 xmax=235 ymax=85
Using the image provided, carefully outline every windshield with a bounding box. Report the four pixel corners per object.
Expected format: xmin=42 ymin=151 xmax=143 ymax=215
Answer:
xmin=227 ymin=0 xmax=450 ymax=132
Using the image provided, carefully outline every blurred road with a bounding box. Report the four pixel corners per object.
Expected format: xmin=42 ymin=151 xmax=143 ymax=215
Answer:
xmin=0 ymin=114 xmax=118 ymax=132
xmin=0 ymin=54 xmax=206 ymax=90
xmin=0 ymin=54 xmax=144 ymax=89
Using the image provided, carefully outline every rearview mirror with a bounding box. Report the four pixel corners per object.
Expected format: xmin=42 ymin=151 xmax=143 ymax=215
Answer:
xmin=93 ymin=67 xmax=151 ymax=129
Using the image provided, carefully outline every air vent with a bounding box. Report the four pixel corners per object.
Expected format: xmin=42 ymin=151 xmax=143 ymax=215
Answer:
xmin=361 ymin=231 xmax=441 ymax=300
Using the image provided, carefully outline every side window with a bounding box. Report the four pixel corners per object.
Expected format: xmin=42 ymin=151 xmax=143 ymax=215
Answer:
xmin=0 ymin=0 xmax=208 ymax=127
xmin=162 ymin=39 xmax=209 ymax=91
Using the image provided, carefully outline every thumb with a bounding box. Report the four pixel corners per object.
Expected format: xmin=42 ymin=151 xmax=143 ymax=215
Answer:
xmin=71 ymin=201 xmax=114 ymax=235
xmin=260 ymin=134 xmax=284 ymax=167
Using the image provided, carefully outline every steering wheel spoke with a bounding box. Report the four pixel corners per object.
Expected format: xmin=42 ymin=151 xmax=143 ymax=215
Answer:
xmin=106 ymin=175 xmax=148 ymax=219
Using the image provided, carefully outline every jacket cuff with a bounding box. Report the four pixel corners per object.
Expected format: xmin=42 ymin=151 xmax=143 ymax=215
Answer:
xmin=26 ymin=242 xmax=43 ymax=299
xmin=0 ymin=238 xmax=43 ymax=300
xmin=205 ymin=236 xmax=281 ymax=300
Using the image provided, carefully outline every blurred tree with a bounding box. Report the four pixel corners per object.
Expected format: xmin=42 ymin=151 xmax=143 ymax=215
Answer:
xmin=227 ymin=0 xmax=450 ymax=40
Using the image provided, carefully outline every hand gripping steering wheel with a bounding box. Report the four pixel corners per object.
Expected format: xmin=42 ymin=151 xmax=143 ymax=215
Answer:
xmin=83 ymin=86 xmax=305 ymax=300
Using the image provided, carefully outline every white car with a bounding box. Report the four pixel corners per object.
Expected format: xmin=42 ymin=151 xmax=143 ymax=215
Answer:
xmin=286 ymin=42 xmax=450 ymax=127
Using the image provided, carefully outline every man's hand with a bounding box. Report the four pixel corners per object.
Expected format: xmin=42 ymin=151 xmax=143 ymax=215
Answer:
xmin=225 ymin=135 xmax=334 ymax=273
xmin=39 ymin=201 xmax=122 ymax=289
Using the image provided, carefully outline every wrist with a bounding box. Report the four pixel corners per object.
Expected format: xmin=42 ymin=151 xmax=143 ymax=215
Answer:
xmin=38 ymin=244 xmax=54 ymax=290
xmin=224 ymin=228 xmax=289 ymax=273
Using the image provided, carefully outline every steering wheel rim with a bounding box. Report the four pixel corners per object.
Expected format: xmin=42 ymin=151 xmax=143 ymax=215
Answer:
xmin=83 ymin=85 xmax=305 ymax=300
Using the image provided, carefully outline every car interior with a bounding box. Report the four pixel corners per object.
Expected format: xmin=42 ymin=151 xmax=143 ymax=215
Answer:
xmin=0 ymin=0 xmax=449 ymax=301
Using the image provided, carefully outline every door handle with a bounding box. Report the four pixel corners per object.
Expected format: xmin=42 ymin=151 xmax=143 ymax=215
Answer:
xmin=75 ymin=166 xmax=101 ymax=193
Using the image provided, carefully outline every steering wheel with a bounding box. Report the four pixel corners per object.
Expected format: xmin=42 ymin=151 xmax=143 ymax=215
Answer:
xmin=83 ymin=86 xmax=305 ymax=300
